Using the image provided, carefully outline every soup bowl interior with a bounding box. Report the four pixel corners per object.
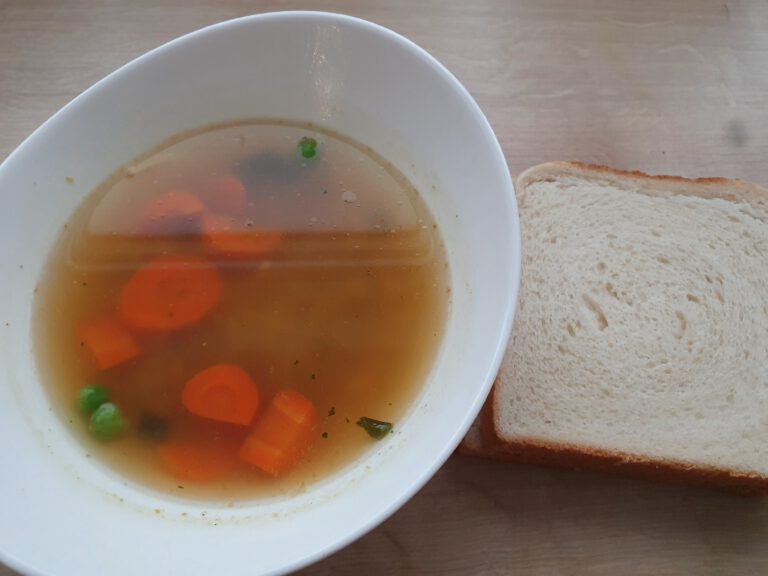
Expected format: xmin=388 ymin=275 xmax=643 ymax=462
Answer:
xmin=0 ymin=12 xmax=519 ymax=576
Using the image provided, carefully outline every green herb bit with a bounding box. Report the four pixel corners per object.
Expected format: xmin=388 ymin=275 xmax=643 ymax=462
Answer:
xmin=356 ymin=417 xmax=393 ymax=440
xmin=322 ymin=432 xmax=328 ymax=439
xmin=297 ymin=137 xmax=318 ymax=159
xmin=89 ymin=402 xmax=126 ymax=441
xmin=328 ymin=406 xmax=335 ymax=417
xmin=77 ymin=385 xmax=109 ymax=415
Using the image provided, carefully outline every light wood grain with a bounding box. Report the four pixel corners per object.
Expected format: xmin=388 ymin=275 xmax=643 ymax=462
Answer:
xmin=2 ymin=1 xmax=768 ymax=574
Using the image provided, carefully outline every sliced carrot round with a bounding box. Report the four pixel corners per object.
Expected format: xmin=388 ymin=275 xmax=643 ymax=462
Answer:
xmin=158 ymin=441 xmax=236 ymax=483
xmin=119 ymin=255 xmax=222 ymax=332
xmin=201 ymin=213 xmax=283 ymax=259
xmin=205 ymin=175 xmax=247 ymax=217
xmin=182 ymin=364 xmax=260 ymax=426
xmin=141 ymin=190 xmax=205 ymax=235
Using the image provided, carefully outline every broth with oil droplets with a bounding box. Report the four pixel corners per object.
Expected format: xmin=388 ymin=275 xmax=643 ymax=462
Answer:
xmin=34 ymin=120 xmax=449 ymax=500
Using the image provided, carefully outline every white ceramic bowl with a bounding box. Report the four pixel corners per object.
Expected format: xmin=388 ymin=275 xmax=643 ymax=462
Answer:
xmin=0 ymin=12 xmax=519 ymax=576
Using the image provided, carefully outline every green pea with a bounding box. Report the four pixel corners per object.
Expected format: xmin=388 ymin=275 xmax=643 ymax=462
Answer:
xmin=77 ymin=385 xmax=109 ymax=415
xmin=89 ymin=402 xmax=126 ymax=441
xmin=297 ymin=136 xmax=319 ymax=160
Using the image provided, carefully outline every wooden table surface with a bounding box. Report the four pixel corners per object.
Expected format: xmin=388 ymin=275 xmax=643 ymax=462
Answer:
xmin=2 ymin=1 xmax=768 ymax=574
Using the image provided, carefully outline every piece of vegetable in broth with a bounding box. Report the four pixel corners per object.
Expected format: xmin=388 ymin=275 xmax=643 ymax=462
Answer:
xmin=79 ymin=318 xmax=141 ymax=370
xmin=158 ymin=441 xmax=236 ymax=483
xmin=236 ymin=136 xmax=320 ymax=187
xmin=182 ymin=364 xmax=260 ymax=426
xmin=297 ymin=136 xmax=319 ymax=160
xmin=237 ymin=152 xmax=298 ymax=184
xmin=138 ymin=412 xmax=170 ymax=442
xmin=141 ymin=190 xmax=205 ymax=235
xmin=119 ymin=255 xmax=223 ymax=332
xmin=239 ymin=390 xmax=317 ymax=476
xmin=204 ymin=175 xmax=247 ymax=217
xmin=201 ymin=213 xmax=283 ymax=259
xmin=356 ymin=417 xmax=393 ymax=440
xmin=77 ymin=385 xmax=109 ymax=415
xmin=89 ymin=402 xmax=127 ymax=441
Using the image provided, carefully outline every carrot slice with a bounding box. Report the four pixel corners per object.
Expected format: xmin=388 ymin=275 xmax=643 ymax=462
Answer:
xmin=205 ymin=176 xmax=247 ymax=217
xmin=201 ymin=213 xmax=283 ymax=259
xmin=119 ymin=255 xmax=223 ymax=332
xmin=182 ymin=364 xmax=260 ymax=426
xmin=80 ymin=318 xmax=141 ymax=370
xmin=158 ymin=441 xmax=236 ymax=483
xmin=238 ymin=390 xmax=317 ymax=476
xmin=141 ymin=191 xmax=205 ymax=235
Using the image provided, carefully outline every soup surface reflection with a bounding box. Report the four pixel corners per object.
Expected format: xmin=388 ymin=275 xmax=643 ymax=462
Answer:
xmin=34 ymin=121 xmax=449 ymax=500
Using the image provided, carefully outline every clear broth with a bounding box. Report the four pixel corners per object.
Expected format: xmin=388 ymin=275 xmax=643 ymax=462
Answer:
xmin=34 ymin=120 xmax=448 ymax=501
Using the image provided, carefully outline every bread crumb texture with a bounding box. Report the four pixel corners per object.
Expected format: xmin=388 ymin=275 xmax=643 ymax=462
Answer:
xmin=496 ymin=164 xmax=768 ymax=476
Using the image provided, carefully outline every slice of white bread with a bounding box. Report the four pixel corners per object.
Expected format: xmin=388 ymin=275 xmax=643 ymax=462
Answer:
xmin=465 ymin=162 xmax=768 ymax=491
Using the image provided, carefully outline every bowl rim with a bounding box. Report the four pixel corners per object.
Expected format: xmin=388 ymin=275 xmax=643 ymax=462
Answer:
xmin=0 ymin=11 xmax=520 ymax=576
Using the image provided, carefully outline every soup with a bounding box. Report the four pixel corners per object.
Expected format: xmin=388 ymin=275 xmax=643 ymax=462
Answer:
xmin=34 ymin=121 xmax=448 ymax=500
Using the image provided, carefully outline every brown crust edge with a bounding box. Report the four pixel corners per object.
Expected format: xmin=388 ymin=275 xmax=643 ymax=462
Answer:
xmin=456 ymin=389 xmax=496 ymax=457
xmin=488 ymin=383 xmax=768 ymax=493
xmin=487 ymin=436 xmax=768 ymax=495
xmin=485 ymin=376 xmax=768 ymax=493
xmin=515 ymin=161 xmax=768 ymax=205
xmin=527 ymin=160 xmax=757 ymax=187
xmin=455 ymin=437 xmax=488 ymax=457
xmin=473 ymin=162 xmax=768 ymax=494
xmin=460 ymin=393 xmax=768 ymax=493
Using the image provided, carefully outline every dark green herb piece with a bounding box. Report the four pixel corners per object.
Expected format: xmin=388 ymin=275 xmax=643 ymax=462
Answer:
xmin=356 ymin=417 xmax=393 ymax=440
xmin=89 ymin=402 xmax=126 ymax=441
xmin=322 ymin=432 xmax=328 ymax=439
xmin=297 ymin=137 xmax=318 ymax=159
xmin=138 ymin=412 xmax=169 ymax=442
xmin=328 ymin=407 xmax=335 ymax=417
xmin=77 ymin=385 xmax=109 ymax=415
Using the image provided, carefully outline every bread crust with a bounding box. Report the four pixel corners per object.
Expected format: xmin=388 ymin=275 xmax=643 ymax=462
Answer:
xmin=478 ymin=162 xmax=768 ymax=493
xmin=481 ymin=422 xmax=768 ymax=494
xmin=456 ymin=392 xmax=497 ymax=457
xmin=455 ymin=436 xmax=489 ymax=457
xmin=516 ymin=161 xmax=768 ymax=205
